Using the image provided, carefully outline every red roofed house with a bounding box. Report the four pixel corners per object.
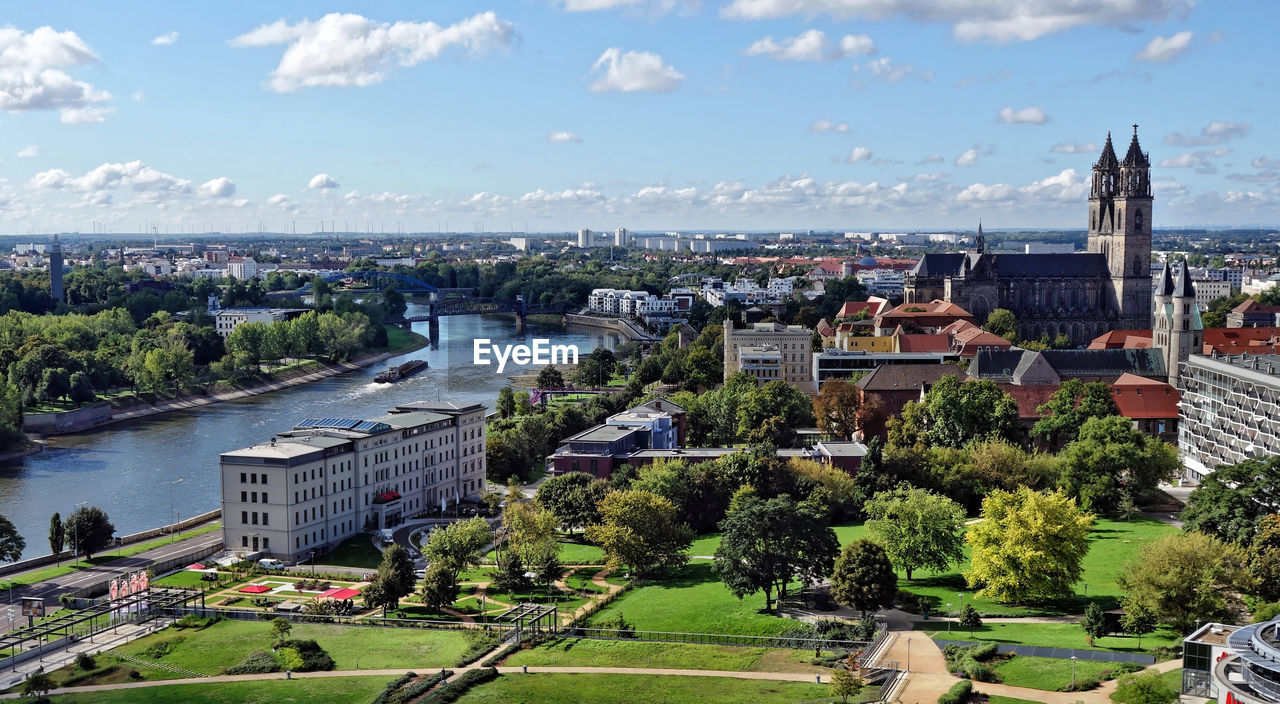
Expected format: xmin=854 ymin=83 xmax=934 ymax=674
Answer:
xmin=1202 ymin=327 xmax=1280 ymax=355
xmin=836 ymin=296 xmax=891 ymax=320
xmin=1228 ymin=299 xmax=1280 ymax=327
xmin=1110 ymin=372 xmax=1180 ymax=443
xmin=875 ymin=300 xmax=976 ymax=336
xmin=1088 ymin=329 xmax=1154 ymax=350
xmin=941 ymin=320 xmax=1014 ymax=357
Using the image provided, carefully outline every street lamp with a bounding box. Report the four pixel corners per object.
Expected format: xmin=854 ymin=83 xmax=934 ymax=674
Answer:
xmin=946 ymin=603 xmax=953 ymax=636
xmin=71 ymin=501 xmax=87 ymax=565
xmin=164 ymin=477 xmax=187 ymax=539
xmin=1070 ymin=656 xmax=1078 ymax=688
xmin=906 ymin=637 xmax=912 ymax=672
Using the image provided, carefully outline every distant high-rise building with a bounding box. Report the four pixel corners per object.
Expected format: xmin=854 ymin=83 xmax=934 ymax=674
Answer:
xmin=614 ymin=227 xmax=629 ymax=247
xmin=577 ymin=228 xmax=593 ymax=248
xmin=49 ymin=233 xmax=64 ymax=303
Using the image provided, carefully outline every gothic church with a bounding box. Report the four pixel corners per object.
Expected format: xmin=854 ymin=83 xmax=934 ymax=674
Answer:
xmin=903 ymin=127 xmax=1153 ymax=345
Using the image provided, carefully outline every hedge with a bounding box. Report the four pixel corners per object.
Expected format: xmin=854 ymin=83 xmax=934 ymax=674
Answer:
xmin=418 ymin=667 xmax=500 ymax=704
xmin=937 ymin=679 xmax=972 ymax=704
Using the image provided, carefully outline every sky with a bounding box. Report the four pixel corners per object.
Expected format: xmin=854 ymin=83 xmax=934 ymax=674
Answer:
xmin=0 ymin=0 xmax=1277 ymax=234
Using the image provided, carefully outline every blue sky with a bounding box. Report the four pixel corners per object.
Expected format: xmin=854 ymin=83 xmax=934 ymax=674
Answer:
xmin=1 ymin=0 xmax=1277 ymax=233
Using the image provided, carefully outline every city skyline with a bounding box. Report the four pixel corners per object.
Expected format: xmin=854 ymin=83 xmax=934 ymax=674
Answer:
xmin=1 ymin=1 xmax=1278 ymax=232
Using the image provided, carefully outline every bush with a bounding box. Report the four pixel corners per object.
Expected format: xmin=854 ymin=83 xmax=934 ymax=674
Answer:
xmin=63 ymin=665 xmax=117 ymax=687
xmin=142 ymin=636 xmax=186 ymax=659
xmin=393 ymin=672 xmax=452 ymax=704
xmin=75 ymin=651 xmax=96 ymax=670
xmin=174 ymin=614 xmax=220 ymax=630
xmin=1254 ymin=600 xmax=1280 ymax=623
xmin=369 ymin=672 xmax=418 ymax=704
xmin=276 ymin=639 xmax=335 ymax=671
xmin=1060 ymin=676 xmax=1100 ymax=692
xmin=943 ymin=642 xmax=998 ymax=682
xmin=419 ymin=668 xmax=499 ymax=704
xmin=1112 ymin=670 xmax=1178 ymax=704
xmin=226 ymin=650 xmax=280 ymax=675
xmin=276 ymin=647 xmax=305 ymax=672
xmin=936 ymin=679 xmax=972 ymax=704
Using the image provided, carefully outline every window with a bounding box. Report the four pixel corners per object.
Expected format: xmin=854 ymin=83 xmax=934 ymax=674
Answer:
xmin=242 ymin=536 xmax=249 ymax=547
xmin=251 ymin=512 xmax=258 ymax=525
xmin=262 ymin=513 xmax=269 ymax=526
xmin=251 ymin=492 xmax=257 ymax=503
xmin=262 ymin=537 xmax=269 ymax=550
xmin=250 ymin=474 xmax=257 ymax=484
xmin=241 ymin=511 xmax=248 ymax=524
xmin=240 ymin=472 xmax=246 ymax=483
xmin=241 ymin=491 xmax=247 ymax=502
xmin=260 ymin=474 xmax=267 ymax=484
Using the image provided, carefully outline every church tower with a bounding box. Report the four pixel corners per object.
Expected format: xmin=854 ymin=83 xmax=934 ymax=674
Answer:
xmin=1087 ymin=126 xmax=1153 ymax=330
xmin=49 ymin=233 xmax=64 ymax=303
xmin=1154 ymin=260 xmax=1202 ymax=387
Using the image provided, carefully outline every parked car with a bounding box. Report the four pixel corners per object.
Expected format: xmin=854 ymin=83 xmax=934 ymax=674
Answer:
xmin=258 ymin=558 xmax=286 ymax=570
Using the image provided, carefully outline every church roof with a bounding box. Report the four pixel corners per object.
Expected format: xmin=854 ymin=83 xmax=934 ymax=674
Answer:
xmin=910 ymin=253 xmax=966 ymax=276
xmin=1155 ymin=261 xmax=1174 ymax=297
xmin=1123 ymin=125 xmax=1149 ymax=167
xmin=968 ymin=348 xmax=1166 ymax=383
xmin=1172 ymin=259 xmax=1196 ymax=298
xmin=910 ymin=252 xmax=1109 ymax=279
xmin=1097 ymin=132 xmax=1119 ymax=170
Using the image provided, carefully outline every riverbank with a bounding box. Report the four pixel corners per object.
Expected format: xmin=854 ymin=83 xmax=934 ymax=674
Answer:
xmin=0 ymin=439 xmax=43 ymax=465
xmin=564 ymin=313 xmax=660 ymax=342
xmin=36 ymin=330 xmax=430 ymax=436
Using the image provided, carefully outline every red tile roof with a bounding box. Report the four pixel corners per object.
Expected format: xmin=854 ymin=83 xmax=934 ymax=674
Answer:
xmin=1111 ymin=373 xmax=1180 ymax=418
xmin=1087 ymin=329 xmax=1153 ymax=349
xmin=897 ymin=334 xmax=950 ymax=353
xmin=1204 ymin=327 xmax=1280 ymax=354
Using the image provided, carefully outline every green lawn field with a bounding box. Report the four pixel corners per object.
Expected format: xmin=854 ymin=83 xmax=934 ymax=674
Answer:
xmin=454 ymin=673 xmax=832 ymax=704
xmin=503 ymin=638 xmax=825 ymax=673
xmin=994 ymin=654 xmax=1138 ymax=691
xmin=917 ymin=621 xmax=1183 ymax=653
xmin=48 ymin=675 xmax=392 ymax=704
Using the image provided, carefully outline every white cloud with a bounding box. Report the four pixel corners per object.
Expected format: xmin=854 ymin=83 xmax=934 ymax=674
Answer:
xmin=852 ymin=57 xmax=931 ymax=84
xmin=308 ymin=173 xmax=340 ymax=189
xmin=1134 ymin=30 xmax=1193 ymax=63
xmin=266 ymin=193 xmax=291 ymax=207
xmin=809 ymin=119 xmax=849 ymax=133
xmin=199 ymin=177 xmax=237 ymax=198
xmin=1159 ymin=148 xmax=1230 ymax=168
xmin=1019 ymin=168 xmax=1086 ymax=201
xmin=60 ymin=106 xmax=113 ymax=124
xmin=0 ymin=26 xmax=112 ymax=121
xmin=1253 ymin=157 xmax=1280 ymax=170
xmin=997 ymin=106 xmax=1048 ymax=124
xmin=231 ymin=12 xmax=515 ymax=92
xmin=559 ymin=0 xmax=697 ymax=14
xmin=745 ymin=29 xmax=874 ymax=61
xmin=16 ymin=145 xmax=38 ymax=158
xmin=28 ymin=160 xmax=193 ymax=196
xmin=132 ymin=91 xmax=144 ymax=102
xmin=1164 ymin=121 xmax=1251 ymax=147
xmin=151 ymin=31 xmax=179 ymax=46
xmin=845 ymin=146 xmax=873 ymax=163
xmin=547 ymin=131 xmax=582 ymax=143
xmin=955 ymin=148 xmax=979 ymax=167
xmin=720 ymin=0 xmax=1193 ymax=43
xmin=956 ymin=182 xmax=1016 ymax=202
xmin=588 ymin=48 xmax=684 ymax=92
xmin=918 ymin=154 xmax=945 ymax=164
xmin=1050 ymin=142 xmax=1098 ymax=154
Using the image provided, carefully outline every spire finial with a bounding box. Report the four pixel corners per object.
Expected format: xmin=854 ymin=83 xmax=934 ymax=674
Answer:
xmin=1133 ymin=124 xmax=1138 ymax=137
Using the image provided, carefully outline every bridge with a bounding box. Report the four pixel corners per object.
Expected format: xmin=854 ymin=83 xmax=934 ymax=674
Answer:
xmin=294 ymin=270 xmax=440 ymax=295
xmin=390 ymin=295 xmax=569 ymax=338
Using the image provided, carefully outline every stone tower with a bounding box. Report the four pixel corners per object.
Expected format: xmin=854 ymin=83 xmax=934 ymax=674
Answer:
xmin=1154 ymin=260 xmax=1202 ymax=387
xmin=1086 ymin=126 xmax=1153 ymax=330
xmin=49 ymin=233 xmax=64 ymax=303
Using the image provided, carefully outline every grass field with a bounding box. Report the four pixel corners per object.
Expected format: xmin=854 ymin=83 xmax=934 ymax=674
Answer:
xmin=504 ymin=638 xmax=825 ymax=673
xmin=917 ymin=621 xmax=1183 ymax=653
xmin=994 ymin=654 xmax=1136 ymax=691
xmin=383 ymin=327 xmax=429 ymax=354
xmin=587 ymin=562 xmax=796 ymax=637
xmin=48 ymin=676 xmax=392 ymax=704
xmin=454 ymin=673 xmax=831 ymax=704
xmin=113 ymin=619 xmax=470 ymax=678
xmin=483 ymin=536 xmax=604 ymax=565
xmin=319 ymin=536 xmax=382 ymax=569
xmin=153 ymin=570 xmax=222 ymax=589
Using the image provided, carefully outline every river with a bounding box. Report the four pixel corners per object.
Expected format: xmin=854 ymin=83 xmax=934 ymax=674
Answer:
xmin=0 ymin=302 xmax=620 ymax=550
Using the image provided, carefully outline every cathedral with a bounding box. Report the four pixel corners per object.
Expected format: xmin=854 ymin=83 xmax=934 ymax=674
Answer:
xmin=903 ymin=127 xmax=1153 ymax=346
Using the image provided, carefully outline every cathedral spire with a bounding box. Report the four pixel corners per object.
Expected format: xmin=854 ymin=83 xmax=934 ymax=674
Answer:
xmin=1097 ymin=132 xmax=1119 ymax=170
xmin=1123 ymin=124 xmax=1149 ymax=167
xmin=1155 ymin=260 xmax=1174 ymax=297
xmin=1172 ymin=259 xmax=1195 ymax=299
xmin=975 ymin=220 xmax=985 ymax=253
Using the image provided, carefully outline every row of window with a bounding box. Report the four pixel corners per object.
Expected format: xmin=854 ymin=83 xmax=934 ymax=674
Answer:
xmin=240 ymin=491 xmax=267 ymax=503
xmin=239 ymin=472 xmax=268 ymax=485
xmin=241 ymin=510 xmax=269 ymax=526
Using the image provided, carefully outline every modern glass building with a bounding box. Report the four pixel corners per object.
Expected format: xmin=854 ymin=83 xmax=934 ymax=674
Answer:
xmin=1185 ymin=617 xmax=1280 ymax=703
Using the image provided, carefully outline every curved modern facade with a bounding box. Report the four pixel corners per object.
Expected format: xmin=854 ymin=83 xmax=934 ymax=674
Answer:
xmin=1189 ymin=617 xmax=1280 ymax=704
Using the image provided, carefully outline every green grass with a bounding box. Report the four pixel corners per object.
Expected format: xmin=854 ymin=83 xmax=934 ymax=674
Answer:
xmin=483 ymin=536 xmax=604 ymax=565
xmin=318 ymin=536 xmax=382 ymax=569
xmin=916 ymin=621 xmax=1183 ymax=653
xmin=994 ymin=654 xmax=1136 ymax=691
xmin=504 ymin=638 xmax=825 ymax=673
xmin=1158 ymin=667 xmax=1182 ymax=692
xmin=383 ymin=327 xmax=429 ymax=354
xmin=48 ymin=676 xmax=392 ymax=704
xmin=153 ymin=570 xmax=224 ymax=589
xmin=1 ymin=522 xmax=223 ymax=588
xmin=587 ymin=562 xmax=795 ymax=637
xmin=113 ymin=619 xmax=470 ymax=678
xmin=564 ymin=568 xmax=610 ymax=594
xmin=454 ymin=673 xmax=831 ymax=704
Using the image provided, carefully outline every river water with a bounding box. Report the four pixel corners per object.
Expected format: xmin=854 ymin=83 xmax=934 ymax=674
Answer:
xmin=0 ymin=302 xmax=619 ymax=551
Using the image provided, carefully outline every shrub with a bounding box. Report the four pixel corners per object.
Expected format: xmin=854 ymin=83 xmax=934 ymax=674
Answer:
xmin=1112 ymin=670 xmax=1178 ymax=704
xmin=1254 ymin=600 xmax=1280 ymax=623
xmin=419 ymin=668 xmax=499 ymax=704
xmin=142 ymin=636 xmax=186 ymax=659
xmin=936 ymin=679 xmax=972 ymax=704
xmin=392 ymin=671 xmax=452 ymax=704
xmin=226 ymin=650 xmax=280 ymax=675
xmin=75 ymin=651 xmax=96 ymax=670
xmin=276 ymin=639 xmax=335 ymax=672
xmin=276 ymin=647 xmax=305 ymax=672
xmin=1061 ymin=676 xmax=1100 ymax=692
xmin=63 ymin=665 xmax=117 ymax=687
xmin=457 ymin=628 xmax=502 ymax=665
xmin=369 ymin=673 xmax=417 ymax=704
xmin=943 ymin=642 xmax=998 ymax=682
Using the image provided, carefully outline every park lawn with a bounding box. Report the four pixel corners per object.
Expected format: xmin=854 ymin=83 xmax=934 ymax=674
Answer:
xmin=454 ymin=673 xmax=831 ymax=704
xmin=994 ymin=654 xmax=1135 ymax=691
xmin=916 ymin=621 xmax=1183 ymax=653
xmin=319 ymin=536 xmax=382 ymax=569
xmin=383 ymin=327 xmax=429 ymax=354
xmin=48 ymin=675 xmax=392 ymax=704
xmin=504 ymin=638 xmax=826 ymax=673
xmin=113 ymin=619 xmax=471 ymax=678
xmin=1158 ymin=667 xmax=1182 ymax=690
xmin=690 ymin=521 xmax=863 ymax=560
xmin=481 ymin=585 xmax=590 ymax=614
xmin=153 ymin=570 xmax=224 ymax=589
xmin=587 ymin=562 xmax=796 ymax=637
xmin=564 ymin=568 xmax=610 ymax=594
xmin=483 ymin=537 xmax=604 ymax=565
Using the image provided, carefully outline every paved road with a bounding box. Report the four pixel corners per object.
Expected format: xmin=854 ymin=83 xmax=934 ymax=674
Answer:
xmin=2 ymin=529 xmax=221 ymax=608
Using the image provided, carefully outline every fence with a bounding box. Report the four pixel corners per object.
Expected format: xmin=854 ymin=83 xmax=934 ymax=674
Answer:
xmin=561 ymin=625 xmax=877 ymax=652
xmin=175 ymin=605 xmax=518 ymax=636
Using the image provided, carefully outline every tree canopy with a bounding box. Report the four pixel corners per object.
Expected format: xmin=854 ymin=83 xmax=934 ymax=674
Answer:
xmin=863 ymin=485 xmax=966 ymax=581
xmin=64 ymin=505 xmax=115 ymax=560
xmin=965 ymin=488 xmax=1093 ymax=604
xmin=1117 ymin=531 xmax=1249 ymax=632
xmin=1031 ymin=379 xmax=1119 ymax=446
xmin=1181 ymin=455 xmax=1280 ymax=545
xmin=831 ymin=539 xmax=898 ymax=616
xmin=586 ymin=489 xmax=693 ymax=577
xmin=1056 ymin=415 xmax=1179 ymax=512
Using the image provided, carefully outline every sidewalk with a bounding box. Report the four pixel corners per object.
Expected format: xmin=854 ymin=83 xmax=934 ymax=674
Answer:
xmin=0 ymin=618 xmax=173 ymax=693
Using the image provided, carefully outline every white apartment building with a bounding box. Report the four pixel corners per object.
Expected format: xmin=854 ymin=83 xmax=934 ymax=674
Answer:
xmin=220 ymin=401 xmax=487 ymax=562
xmin=227 ymin=258 xmax=259 ymax=280
xmin=1178 ymin=353 xmax=1280 ymax=482
xmin=1192 ymin=279 xmax=1232 ymax=310
xmin=586 ymin=289 xmax=678 ymax=317
xmin=856 ymin=269 xmax=906 ymax=298
xmin=214 ymin=307 xmax=308 ymax=337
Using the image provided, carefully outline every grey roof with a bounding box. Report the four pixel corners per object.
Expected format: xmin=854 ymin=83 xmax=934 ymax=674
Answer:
xmin=1173 ymin=260 xmax=1196 ymax=298
xmin=910 ymin=253 xmax=966 ymax=277
xmin=967 ymin=350 xmax=1029 ymax=380
xmin=566 ymin=425 xmax=639 ymax=443
xmin=1155 ymin=261 xmax=1174 ymax=297
xmin=1097 ymin=132 xmax=1118 ymax=169
xmin=394 ymin=401 xmax=487 ymax=415
xmin=855 ymin=364 xmax=968 ymax=391
xmin=1122 ymin=126 xmax=1149 ymax=167
xmin=910 ymin=252 xmax=1109 ymax=279
xmin=969 ymin=348 xmax=1166 ymax=381
xmin=368 ymin=411 xmax=451 ymax=429
xmin=636 ymin=397 xmax=686 ymax=414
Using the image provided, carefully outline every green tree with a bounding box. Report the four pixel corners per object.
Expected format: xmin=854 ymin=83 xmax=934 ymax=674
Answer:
xmin=496 ymin=387 xmax=515 ymax=418
xmin=503 ymin=501 xmax=560 ymax=568
xmin=382 ymin=286 xmax=407 ymax=319
xmin=270 ymin=617 xmax=292 ymax=645
xmin=1117 ymin=532 xmax=1249 ymax=632
xmin=1250 ymin=514 xmax=1280 ymax=602
xmin=983 ymin=308 xmax=1018 ymax=341
xmin=1111 ymin=670 xmax=1178 ymax=704
xmin=1081 ymin=601 xmax=1107 ymax=644
xmin=67 ymin=371 xmax=96 ymax=406
xmin=536 ymin=472 xmax=607 ymax=533
xmin=863 ymin=485 xmax=966 ymax=581
xmin=49 ymin=511 xmax=64 ymax=559
xmin=712 ymin=495 xmax=839 ymax=613
xmin=419 ymin=563 xmax=460 ymax=612
xmin=37 ymin=366 xmax=70 ymax=402
xmin=64 ymin=505 xmax=115 ymax=560
xmin=1181 ymin=456 xmax=1280 ymax=545
xmin=813 ymin=378 xmax=873 ymax=440
xmin=965 ymin=488 xmax=1093 ymax=604
xmin=831 ymin=668 xmax=865 ymax=703
xmin=0 ymin=514 xmax=23 ymax=563
xmin=21 ymin=671 xmax=53 ymax=698
xmin=366 ymin=544 xmax=416 ymax=616
xmin=682 ymin=347 xmax=721 ymax=391
xmin=1056 ymin=415 xmax=1179 ymax=512
xmin=922 ymin=376 xmax=1020 ymax=448
xmin=1120 ymin=598 xmax=1158 ymax=649
xmin=737 ymin=380 xmax=814 ymax=444
xmin=422 ymin=517 xmax=493 ymax=585
xmin=573 ymin=357 xmax=609 ymax=387
xmin=287 ymin=311 xmax=321 ymax=357
xmin=831 ymin=539 xmax=897 ymax=616
xmin=959 ymin=603 xmax=982 ymax=634
xmin=1031 ymin=379 xmax=1119 ymax=445
xmin=535 ymin=365 xmax=565 ymax=389
xmin=586 ymin=489 xmax=693 ymax=577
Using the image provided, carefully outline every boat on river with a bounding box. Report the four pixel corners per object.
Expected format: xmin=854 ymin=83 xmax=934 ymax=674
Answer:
xmin=374 ymin=359 xmax=429 ymax=383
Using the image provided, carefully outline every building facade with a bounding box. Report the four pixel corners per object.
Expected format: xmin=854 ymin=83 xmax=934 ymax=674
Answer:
xmin=220 ymin=401 xmax=486 ymax=562
xmin=722 ymin=320 xmax=815 ymax=392
xmin=1178 ymin=353 xmax=1280 ymax=481
xmin=1153 ymin=260 xmax=1204 ymax=386
xmin=214 ymin=307 xmax=309 ymax=337
xmin=903 ymin=128 xmax=1154 ymax=345
xmin=1184 ymin=617 xmax=1280 ymax=703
